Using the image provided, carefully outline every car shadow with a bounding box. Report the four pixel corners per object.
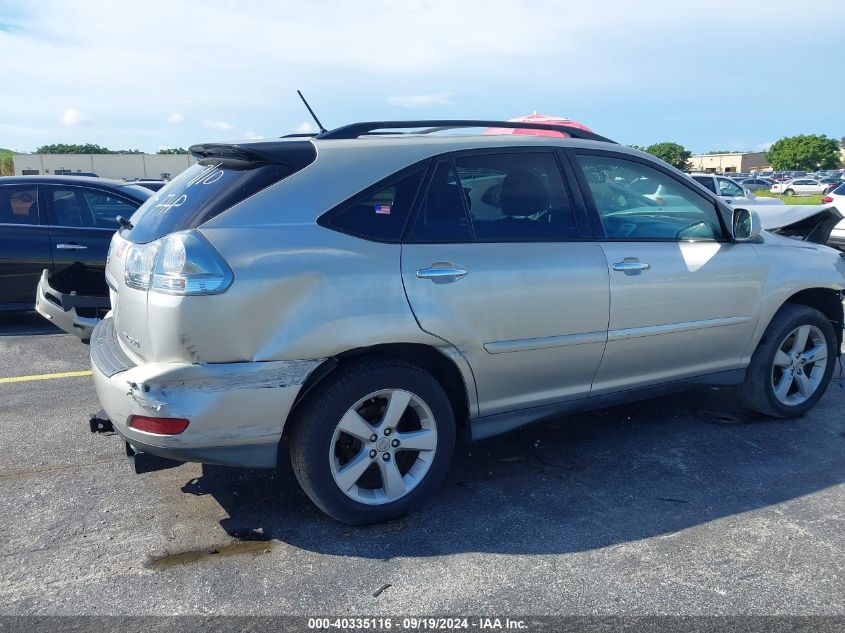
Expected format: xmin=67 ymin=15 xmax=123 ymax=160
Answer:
xmin=180 ymin=382 xmax=845 ymax=557
xmin=0 ymin=311 xmax=62 ymax=336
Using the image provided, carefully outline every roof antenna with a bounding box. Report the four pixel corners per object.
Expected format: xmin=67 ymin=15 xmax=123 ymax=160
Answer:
xmin=297 ymin=90 xmax=327 ymax=134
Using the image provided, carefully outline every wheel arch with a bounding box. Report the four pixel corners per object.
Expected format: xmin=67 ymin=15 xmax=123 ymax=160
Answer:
xmin=783 ymin=287 xmax=844 ymax=348
xmin=287 ymin=343 xmax=475 ymax=437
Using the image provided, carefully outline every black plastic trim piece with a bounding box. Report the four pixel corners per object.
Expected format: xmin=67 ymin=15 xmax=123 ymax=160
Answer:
xmin=471 ymin=369 xmax=747 ymax=440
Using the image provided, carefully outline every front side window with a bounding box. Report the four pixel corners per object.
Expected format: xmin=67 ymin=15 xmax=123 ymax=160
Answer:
xmin=0 ymin=186 xmax=39 ymax=225
xmin=692 ymin=175 xmax=717 ymax=194
xmin=82 ymin=191 xmax=140 ymax=229
xmin=576 ymin=154 xmax=723 ymax=241
xmin=454 ymin=152 xmax=578 ymax=241
xmin=49 ymin=189 xmax=89 ymax=227
xmin=324 ymin=168 xmax=425 ymax=242
xmin=717 ymin=178 xmax=744 ymax=196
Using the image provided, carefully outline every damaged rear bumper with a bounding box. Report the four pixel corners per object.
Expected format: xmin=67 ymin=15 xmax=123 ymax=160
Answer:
xmin=90 ymin=316 xmax=322 ymax=468
xmin=34 ymin=269 xmax=108 ymax=340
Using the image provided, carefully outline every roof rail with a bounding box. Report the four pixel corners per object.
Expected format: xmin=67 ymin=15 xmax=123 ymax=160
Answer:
xmin=316 ymin=120 xmax=617 ymax=143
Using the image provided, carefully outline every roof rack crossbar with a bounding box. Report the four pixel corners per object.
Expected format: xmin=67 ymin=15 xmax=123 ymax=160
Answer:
xmin=316 ymin=120 xmax=616 ymax=144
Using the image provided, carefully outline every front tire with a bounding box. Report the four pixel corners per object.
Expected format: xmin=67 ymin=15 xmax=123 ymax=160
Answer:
xmin=289 ymin=358 xmax=455 ymax=524
xmin=741 ymin=304 xmax=837 ymax=418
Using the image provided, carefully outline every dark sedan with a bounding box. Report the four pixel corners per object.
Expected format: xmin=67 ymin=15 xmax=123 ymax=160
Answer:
xmin=0 ymin=176 xmax=152 ymax=337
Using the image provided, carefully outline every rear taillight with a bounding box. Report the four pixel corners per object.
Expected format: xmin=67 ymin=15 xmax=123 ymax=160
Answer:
xmin=822 ymin=196 xmax=833 ymax=204
xmin=129 ymin=415 xmax=190 ymax=435
xmin=124 ymin=230 xmax=233 ymax=295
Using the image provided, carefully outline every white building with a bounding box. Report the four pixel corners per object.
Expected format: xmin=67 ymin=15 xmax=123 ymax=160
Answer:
xmin=12 ymin=153 xmax=196 ymax=180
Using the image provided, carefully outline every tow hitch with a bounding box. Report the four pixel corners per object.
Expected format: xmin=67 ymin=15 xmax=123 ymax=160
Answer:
xmin=89 ymin=410 xmax=114 ymax=433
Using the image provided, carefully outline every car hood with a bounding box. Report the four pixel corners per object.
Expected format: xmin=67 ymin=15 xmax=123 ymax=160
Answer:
xmin=748 ymin=204 xmax=843 ymax=245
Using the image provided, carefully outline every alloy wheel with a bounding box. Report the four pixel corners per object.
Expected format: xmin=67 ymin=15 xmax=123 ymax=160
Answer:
xmin=329 ymin=389 xmax=438 ymax=505
xmin=770 ymin=324 xmax=828 ymax=406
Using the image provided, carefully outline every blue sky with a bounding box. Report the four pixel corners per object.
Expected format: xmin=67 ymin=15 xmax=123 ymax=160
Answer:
xmin=0 ymin=0 xmax=842 ymax=154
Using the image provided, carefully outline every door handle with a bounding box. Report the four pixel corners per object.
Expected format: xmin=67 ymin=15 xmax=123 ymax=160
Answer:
xmin=56 ymin=243 xmax=87 ymax=251
xmin=612 ymin=261 xmax=650 ymax=272
xmin=416 ymin=267 xmax=468 ymax=280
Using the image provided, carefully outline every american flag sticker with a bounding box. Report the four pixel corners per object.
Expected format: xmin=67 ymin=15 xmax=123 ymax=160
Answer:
xmin=374 ymin=203 xmax=392 ymax=215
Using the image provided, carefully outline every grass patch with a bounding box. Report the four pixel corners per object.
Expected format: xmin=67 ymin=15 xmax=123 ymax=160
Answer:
xmin=753 ymin=191 xmax=823 ymax=205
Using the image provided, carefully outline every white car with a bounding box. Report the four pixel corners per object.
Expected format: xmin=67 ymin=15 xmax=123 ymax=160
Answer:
xmin=690 ymin=174 xmax=783 ymax=206
xmin=771 ymin=179 xmax=827 ymax=196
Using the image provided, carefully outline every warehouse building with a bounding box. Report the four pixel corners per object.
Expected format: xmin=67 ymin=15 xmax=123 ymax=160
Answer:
xmin=687 ymin=151 xmax=769 ymax=173
xmin=12 ymin=153 xmax=195 ymax=180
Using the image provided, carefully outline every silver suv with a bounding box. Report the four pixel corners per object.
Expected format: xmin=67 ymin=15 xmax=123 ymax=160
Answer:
xmin=91 ymin=120 xmax=845 ymax=524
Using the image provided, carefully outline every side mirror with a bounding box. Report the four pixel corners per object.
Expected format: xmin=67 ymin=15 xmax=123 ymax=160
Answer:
xmin=732 ymin=208 xmax=761 ymax=241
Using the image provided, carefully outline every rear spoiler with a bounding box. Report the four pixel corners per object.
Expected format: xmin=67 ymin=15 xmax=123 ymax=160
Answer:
xmin=188 ymin=140 xmax=316 ymax=170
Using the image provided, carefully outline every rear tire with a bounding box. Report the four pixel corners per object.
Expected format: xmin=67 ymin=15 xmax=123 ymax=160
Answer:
xmin=741 ymin=304 xmax=837 ymax=418
xmin=784 ymin=188 xmax=794 ymax=196
xmin=289 ymin=358 xmax=455 ymax=524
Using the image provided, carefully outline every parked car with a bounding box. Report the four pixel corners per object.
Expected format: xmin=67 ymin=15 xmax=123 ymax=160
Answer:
xmin=739 ymin=177 xmax=774 ymax=192
xmin=771 ymin=179 xmax=828 ymax=196
xmin=690 ymin=174 xmax=782 ymax=205
xmin=823 ymin=183 xmax=845 ymax=250
xmin=0 ymin=176 xmax=151 ymax=335
xmin=90 ymin=120 xmax=845 ymax=524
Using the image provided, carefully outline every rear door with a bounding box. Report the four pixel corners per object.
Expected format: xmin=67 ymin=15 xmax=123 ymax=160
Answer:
xmin=401 ymin=150 xmax=610 ymax=416
xmin=570 ymin=150 xmax=763 ymax=395
xmin=44 ymin=185 xmax=141 ymax=297
xmin=0 ymin=184 xmax=52 ymax=306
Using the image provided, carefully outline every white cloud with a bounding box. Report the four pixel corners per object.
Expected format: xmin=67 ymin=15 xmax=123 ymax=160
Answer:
xmin=388 ymin=92 xmax=455 ymax=108
xmin=244 ymin=130 xmax=264 ymax=139
xmin=0 ymin=1 xmax=838 ymax=152
xmin=166 ymin=113 xmax=185 ymax=124
xmin=293 ymin=121 xmax=318 ymax=134
xmin=61 ymin=107 xmax=92 ymax=126
xmin=202 ymin=120 xmax=235 ymax=131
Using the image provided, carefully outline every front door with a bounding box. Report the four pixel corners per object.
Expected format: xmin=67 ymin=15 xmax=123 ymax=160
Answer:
xmin=401 ymin=151 xmax=610 ymax=416
xmin=571 ymin=150 xmax=763 ymax=395
xmin=44 ymin=185 xmax=139 ymax=297
xmin=0 ymin=184 xmax=52 ymax=306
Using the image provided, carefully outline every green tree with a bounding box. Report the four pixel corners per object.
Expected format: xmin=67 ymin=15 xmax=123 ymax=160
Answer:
xmin=642 ymin=142 xmax=692 ymax=171
xmin=765 ymin=134 xmax=840 ymax=171
xmin=157 ymin=147 xmax=189 ymax=154
xmin=35 ymin=143 xmax=113 ymax=154
xmin=0 ymin=149 xmax=14 ymax=176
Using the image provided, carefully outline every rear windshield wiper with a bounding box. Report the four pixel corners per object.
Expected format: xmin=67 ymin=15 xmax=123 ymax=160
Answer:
xmin=116 ymin=215 xmax=134 ymax=230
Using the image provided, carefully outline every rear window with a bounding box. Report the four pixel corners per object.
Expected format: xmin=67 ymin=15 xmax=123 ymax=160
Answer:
xmin=123 ymin=161 xmax=294 ymax=243
xmin=832 ymin=183 xmax=845 ymax=195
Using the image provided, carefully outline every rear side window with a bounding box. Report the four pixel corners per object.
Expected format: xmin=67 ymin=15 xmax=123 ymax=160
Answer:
xmin=455 ymin=152 xmax=577 ymax=241
xmin=0 ymin=186 xmax=39 ymax=225
xmin=321 ymin=168 xmax=425 ymax=242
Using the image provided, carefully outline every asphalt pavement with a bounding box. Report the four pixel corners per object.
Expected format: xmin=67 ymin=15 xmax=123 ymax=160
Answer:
xmin=1 ymin=311 xmax=843 ymax=616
